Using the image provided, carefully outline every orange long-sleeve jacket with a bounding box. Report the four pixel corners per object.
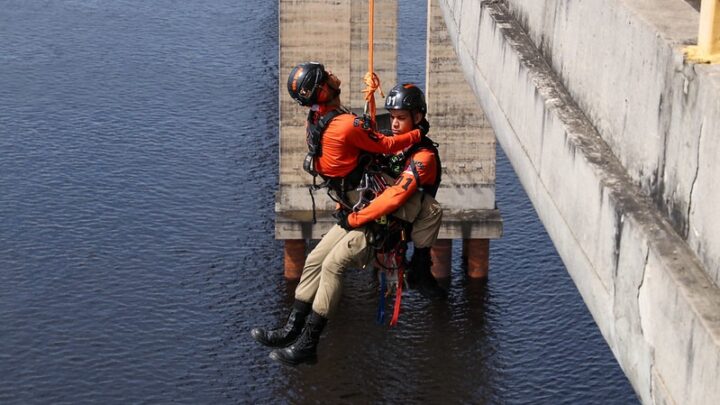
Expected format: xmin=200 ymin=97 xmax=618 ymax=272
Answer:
xmin=311 ymin=107 xmax=421 ymax=178
xmin=346 ymin=148 xmax=438 ymax=228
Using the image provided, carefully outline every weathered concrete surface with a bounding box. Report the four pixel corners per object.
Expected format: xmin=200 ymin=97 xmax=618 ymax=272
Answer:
xmin=501 ymin=0 xmax=720 ymax=288
xmin=438 ymin=0 xmax=720 ymax=403
xmin=427 ymin=0 xmax=502 ymax=239
xmin=276 ymin=0 xmax=397 ymax=236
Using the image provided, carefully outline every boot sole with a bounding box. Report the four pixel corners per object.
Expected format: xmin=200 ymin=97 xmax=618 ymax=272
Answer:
xmin=250 ymin=329 xmax=294 ymax=348
xmin=269 ymin=350 xmax=317 ymax=366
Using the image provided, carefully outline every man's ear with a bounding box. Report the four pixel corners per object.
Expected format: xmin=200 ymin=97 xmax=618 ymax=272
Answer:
xmin=413 ymin=111 xmax=423 ymax=125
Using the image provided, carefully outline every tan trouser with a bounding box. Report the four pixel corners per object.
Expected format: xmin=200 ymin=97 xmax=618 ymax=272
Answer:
xmin=294 ymin=187 xmax=443 ymax=318
xmin=391 ymin=191 xmax=442 ymax=248
xmin=380 ymin=173 xmax=443 ymax=248
xmin=295 ymin=224 xmax=374 ymax=317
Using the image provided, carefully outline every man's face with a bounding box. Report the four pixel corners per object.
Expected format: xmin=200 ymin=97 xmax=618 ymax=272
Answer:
xmin=389 ymin=109 xmax=420 ymax=134
xmin=325 ymin=71 xmax=341 ymax=89
xmin=315 ymin=71 xmax=341 ymax=103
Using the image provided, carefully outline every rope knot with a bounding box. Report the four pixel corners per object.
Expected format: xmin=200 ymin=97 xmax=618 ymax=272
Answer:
xmin=362 ymin=71 xmax=384 ymax=102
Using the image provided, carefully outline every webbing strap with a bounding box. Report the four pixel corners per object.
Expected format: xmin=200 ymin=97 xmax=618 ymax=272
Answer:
xmin=409 ymin=158 xmax=424 ymax=195
xmin=376 ymin=271 xmax=386 ymax=324
xmin=389 ymin=268 xmax=403 ymax=327
xmin=308 ymin=185 xmax=317 ymax=224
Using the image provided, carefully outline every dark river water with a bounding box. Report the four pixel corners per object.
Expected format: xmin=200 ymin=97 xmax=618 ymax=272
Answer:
xmin=0 ymin=0 xmax=638 ymax=403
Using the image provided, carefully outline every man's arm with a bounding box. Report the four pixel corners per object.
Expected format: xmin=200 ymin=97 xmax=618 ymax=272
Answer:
xmin=346 ymin=149 xmax=437 ymax=228
xmin=348 ymin=122 xmax=421 ymax=155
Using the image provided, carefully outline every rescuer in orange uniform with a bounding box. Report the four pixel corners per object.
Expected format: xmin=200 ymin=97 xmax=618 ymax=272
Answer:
xmin=251 ymin=62 xmax=429 ymax=366
xmin=336 ymin=83 xmax=445 ymax=301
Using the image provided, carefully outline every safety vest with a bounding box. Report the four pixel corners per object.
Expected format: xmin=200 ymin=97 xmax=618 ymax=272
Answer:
xmin=387 ymin=136 xmax=442 ymax=198
xmin=303 ymin=107 xmax=378 ymax=220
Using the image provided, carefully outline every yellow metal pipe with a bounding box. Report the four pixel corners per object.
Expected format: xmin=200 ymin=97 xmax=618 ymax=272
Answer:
xmin=686 ymin=0 xmax=720 ymax=63
xmin=699 ymin=0 xmax=720 ymax=53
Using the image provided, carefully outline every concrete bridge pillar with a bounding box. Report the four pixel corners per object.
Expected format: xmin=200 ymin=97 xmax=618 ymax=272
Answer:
xmin=277 ymin=0 xmax=502 ymax=281
xmin=426 ymin=0 xmax=502 ymax=279
xmin=277 ymin=0 xmax=398 ymax=280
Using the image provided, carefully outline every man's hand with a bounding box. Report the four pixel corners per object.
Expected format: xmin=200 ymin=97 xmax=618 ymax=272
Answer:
xmin=335 ymin=209 xmax=354 ymax=231
xmin=417 ymin=118 xmax=430 ymax=137
xmin=354 ymin=115 xmax=375 ymax=131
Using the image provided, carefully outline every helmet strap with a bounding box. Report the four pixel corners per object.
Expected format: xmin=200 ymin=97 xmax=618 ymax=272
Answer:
xmin=412 ymin=111 xmax=423 ymax=126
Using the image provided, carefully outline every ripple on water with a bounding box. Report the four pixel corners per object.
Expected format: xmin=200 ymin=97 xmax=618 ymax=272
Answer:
xmin=0 ymin=0 xmax=637 ymax=403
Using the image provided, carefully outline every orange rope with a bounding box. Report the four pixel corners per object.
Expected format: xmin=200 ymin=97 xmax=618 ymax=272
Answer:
xmin=368 ymin=0 xmax=374 ymax=74
xmin=362 ymin=0 xmax=383 ymax=121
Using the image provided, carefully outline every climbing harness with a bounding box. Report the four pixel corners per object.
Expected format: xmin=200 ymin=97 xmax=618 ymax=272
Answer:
xmin=303 ymin=106 xmax=354 ymax=223
xmin=307 ymin=150 xmax=387 ymax=223
xmin=352 ymin=167 xmax=388 ymax=212
xmin=393 ymin=137 xmax=443 ymax=198
xmin=303 ymin=107 xmax=350 ymax=177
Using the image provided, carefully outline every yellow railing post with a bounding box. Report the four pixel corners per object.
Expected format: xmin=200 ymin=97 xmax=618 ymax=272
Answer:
xmin=686 ymin=0 xmax=720 ymax=63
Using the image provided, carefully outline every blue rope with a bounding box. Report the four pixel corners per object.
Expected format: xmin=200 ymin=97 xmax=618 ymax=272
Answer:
xmin=376 ymin=271 xmax=386 ymax=324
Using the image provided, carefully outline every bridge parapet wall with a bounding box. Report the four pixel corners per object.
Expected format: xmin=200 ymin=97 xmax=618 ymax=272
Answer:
xmin=503 ymin=0 xmax=720 ymax=287
xmin=438 ymin=0 xmax=720 ymax=403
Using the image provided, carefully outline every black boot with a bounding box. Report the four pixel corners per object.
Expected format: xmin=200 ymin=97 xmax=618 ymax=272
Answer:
xmin=406 ymin=247 xmax=447 ymax=300
xmin=269 ymin=311 xmax=327 ymax=366
xmin=251 ymin=300 xmax=312 ymax=348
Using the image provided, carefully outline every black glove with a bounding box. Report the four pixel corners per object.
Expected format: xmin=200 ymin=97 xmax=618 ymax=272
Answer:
xmin=354 ymin=115 xmax=375 ymax=131
xmin=417 ymin=118 xmax=430 ymax=137
xmin=335 ymin=209 xmax=354 ymax=231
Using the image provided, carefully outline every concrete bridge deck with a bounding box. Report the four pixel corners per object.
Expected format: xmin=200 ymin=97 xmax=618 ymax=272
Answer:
xmin=437 ymin=0 xmax=720 ymax=403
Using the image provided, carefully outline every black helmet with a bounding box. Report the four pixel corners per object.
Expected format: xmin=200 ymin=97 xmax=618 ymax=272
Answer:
xmin=287 ymin=62 xmax=327 ymax=106
xmin=384 ymin=83 xmax=426 ymax=115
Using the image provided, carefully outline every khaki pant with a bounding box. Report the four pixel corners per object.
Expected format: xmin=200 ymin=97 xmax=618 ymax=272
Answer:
xmin=392 ymin=191 xmax=442 ymax=248
xmin=294 ymin=190 xmax=443 ymax=318
xmin=380 ymin=173 xmax=443 ymax=248
xmin=295 ymin=224 xmax=374 ymax=317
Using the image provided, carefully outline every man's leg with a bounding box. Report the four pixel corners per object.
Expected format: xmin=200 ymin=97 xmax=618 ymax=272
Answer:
xmin=408 ymin=194 xmax=442 ymax=248
xmin=392 ymin=193 xmax=446 ymax=299
xmin=311 ymin=227 xmax=373 ymax=317
xmin=251 ymin=224 xmax=348 ymax=348
xmin=294 ymin=224 xmax=349 ymax=304
xmin=270 ymin=226 xmax=373 ymax=365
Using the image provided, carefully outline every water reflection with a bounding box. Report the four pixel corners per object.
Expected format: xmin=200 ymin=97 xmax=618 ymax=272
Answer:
xmin=0 ymin=0 xmax=638 ymax=403
xmin=251 ymin=261 xmax=501 ymax=403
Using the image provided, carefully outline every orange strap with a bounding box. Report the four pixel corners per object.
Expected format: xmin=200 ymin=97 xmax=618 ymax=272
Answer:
xmin=362 ymin=0 xmax=383 ymax=121
xmin=389 ymin=268 xmax=403 ymax=327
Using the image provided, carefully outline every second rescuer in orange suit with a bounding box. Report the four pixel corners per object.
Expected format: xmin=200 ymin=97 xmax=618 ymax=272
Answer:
xmin=337 ymin=83 xmax=446 ymax=301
